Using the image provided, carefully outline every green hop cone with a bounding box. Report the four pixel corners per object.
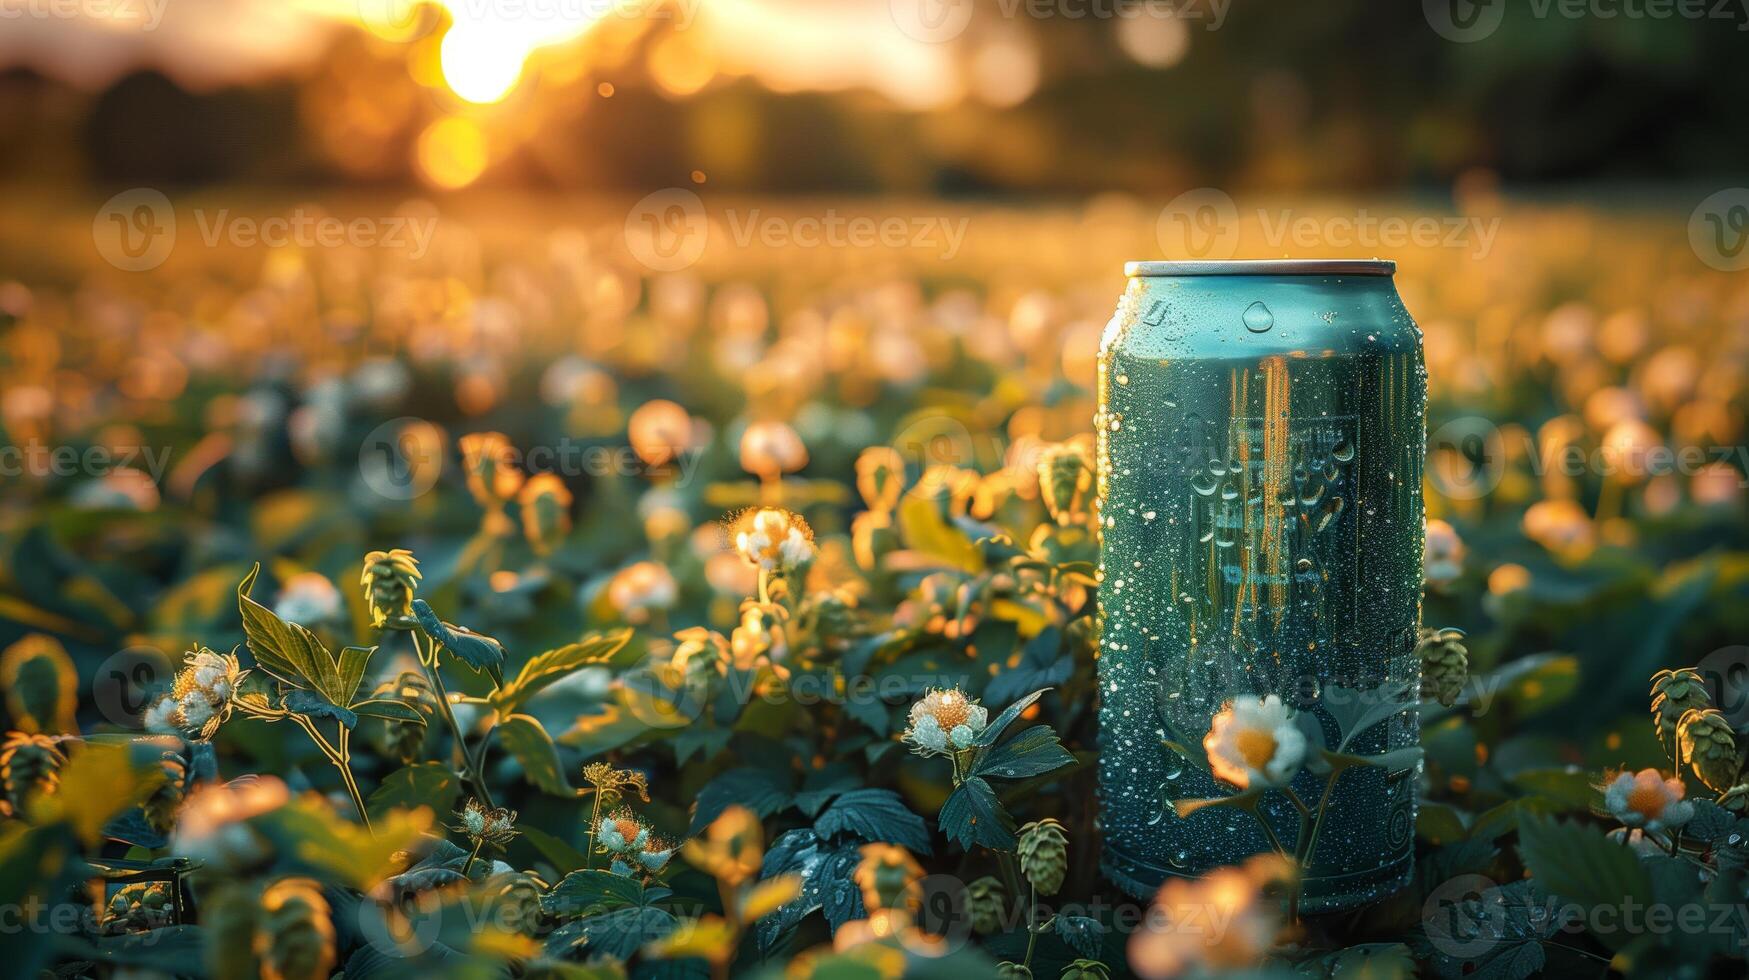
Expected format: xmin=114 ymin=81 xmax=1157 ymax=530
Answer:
xmin=205 ymin=882 xmax=260 ymax=980
xmin=1038 ymin=442 xmax=1093 ymax=525
xmin=487 ymin=871 xmax=546 ymax=935
xmin=255 ymin=878 xmax=336 ymax=980
xmin=1416 ymin=627 xmax=1469 ymax=707
xmin=1651 ymin=667 xmax=1712 ymax=747
xmin=1016 ymin=819 xmax=1069 ymax=896
xmin=996 ymin=964 xmax=1033 ymax=980
xmin=368 ymin=671 xmax=437 ymax=765
xmin=1060 ymin=960 xmax=1111 ymax=980
xmin=0 ymin=731 xmax=65 ymax=817
xmin=966 ymin=875 xmax=1006 ymax=935
xmin=1679 ymin=708 xmax=1742 ymax=794
xmin=799 ymin=588 xmax=864 ymax=653
xmin=360 ymin=549 xmax=421 ymax=629
xmin=102 ymin=881 xmax=174 ymax=934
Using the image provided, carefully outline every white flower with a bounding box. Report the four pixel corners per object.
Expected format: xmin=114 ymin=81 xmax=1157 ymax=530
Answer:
xmin=598 ymin=818 xmax=626 ymax=852
xmin=912 ymin=716 xmax=947 ymax=754
xmin=1203 ymin=695 xmax=1306 ymax=790
xmin=1603 ymin=769 xmax=1693 ymax=832
xmin=274 ymin=572 xmax=344 ymax=628
xmin=179 ymin=694 xmax=215 ymax=730
xmin=904 ymin=688 xmax=987 ymax=758
xmin=142 ymin=697 xmax=177 ymax=734
xmin=638 ymin=848 xmax=673 ymax=872
xmin=734 ymin=509 xmax=815 ymax=573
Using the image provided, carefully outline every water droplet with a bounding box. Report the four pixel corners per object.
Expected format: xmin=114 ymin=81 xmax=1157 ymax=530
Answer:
xmin=1242 ymin=301 xmax=1274 ymax=333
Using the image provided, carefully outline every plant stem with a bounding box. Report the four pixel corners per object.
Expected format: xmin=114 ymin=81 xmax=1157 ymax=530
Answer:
xmin=417 ymin=631 xmax=496 ymax=808
xmin=585 ymin=798 xmax=601 ymax=871
xmin=1021 ymin=882 xmax=1039 ymax=971
xmin=462 ymin=838 xmax=485 ymax=878
xmin=291 ymin=714 xmax=373 ymax=834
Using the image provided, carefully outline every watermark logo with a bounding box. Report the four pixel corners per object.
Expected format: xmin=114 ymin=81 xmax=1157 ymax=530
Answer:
xmin=1157 ymin=188 xmax=1240 ymax=260
xmin=890 ymin=0 xmax=977 ymax=43
xmin=358 ymin=418 xmax=447 ymax=502
xmin=1428 ymin=416 xmax=1507 ymax=501
xmin=93 ymin=188 xmax=176 ymax=272
xmin=1696 ymin=646 xmax=1749 ymax=727
xmin=625 ymin=189 xmax=710 ymax=272
xmin=94 ymin=192 xmax=440 ymax=271
xmin=1423 ymin=0 xmax=1507 ymax=42
xmin=92 ymin=645 xmax=173 ymax=729
xmin=1689 ymin=188 xmax=1749 ymax=272
xmin=624 ymin=191 xmax=972 ymax=271
xmin=1422 ymin=874 xmax=1510 ymax=957
xmin=1427 ymin=0 xmax=1749 ymax=42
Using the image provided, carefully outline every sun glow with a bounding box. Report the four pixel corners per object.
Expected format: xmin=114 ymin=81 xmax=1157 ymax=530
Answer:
xmin=428 ymin=1 xmax=629 ymax=104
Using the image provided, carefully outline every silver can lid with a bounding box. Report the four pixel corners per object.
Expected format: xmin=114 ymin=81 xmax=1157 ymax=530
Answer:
xmin=1125 ymin=259 xmax=1397 ymax=277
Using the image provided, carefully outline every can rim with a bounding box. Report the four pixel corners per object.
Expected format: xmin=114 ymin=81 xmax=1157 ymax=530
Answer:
xmin=1125 ymin=259 xmax=1397 ymax=277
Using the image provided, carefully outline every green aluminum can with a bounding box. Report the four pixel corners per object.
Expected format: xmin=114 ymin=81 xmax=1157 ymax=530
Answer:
xmin=1095 ymin=260 xmax=1426 ymax=912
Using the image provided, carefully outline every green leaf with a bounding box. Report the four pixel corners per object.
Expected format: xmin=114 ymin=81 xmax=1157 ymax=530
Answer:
xmin=939 ymin=776 xmax=1015 ymax=850
xmin=283 ymin=688 xmax=357 ymax=728
xmin=983 ymin=629 xmax=1073 ymax=709
xmin=1320 ymin=681 xmax=1416 ymax=751
xmin=1515 ymin=810 xmax=1652 ymax=949
xmin=351 ymin=698 xmax=429 ymax=725
xmin=689 ymin=768 xmax=794 ymax=835
xmin=1507 ymin=768 xmax=1598 ymax=812
xmin=412 ymin=599 xmax=505 ymax=687
xmin=336 ymin=645 xmax=375 ymax=706
xmin=1299 ymin=943 xmax=1416 ymax=980
xmin=974 ymin=688 xmax=1048 ymax=748
xmin=521 ymin=825 xmax=591 ymax=876
xmin=1417 ymin=803 xmax=1470 ymax=845
xmin=30 ymin=740 xmax=163 ymax=844
xmin=237 ymin=563 xmax=343 ymax=702
xmin=543 ymin=869 xmax=648 ymax=917
xmin=546 ymin=905 xmax=677 ymax=961
xmin=492 ymin=630 xmax=636 ymax=714
xmin=1312 ymin=746 xmax=1424 ymax=775
xmin=813 ymin=789 xmax=932 ymax=855
xmin=367 ymin=763 xmax=461 ymax=821
xmin=974 ymin=725 xmax=1074 ymax=780
xmin=897 ymin=494 xmax=982 ymax=572
xmin=496 ymin=713 xmax=579 ymax=796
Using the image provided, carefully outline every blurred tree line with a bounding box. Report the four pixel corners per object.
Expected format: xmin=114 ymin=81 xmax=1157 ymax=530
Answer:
xmin=0 ymin=0 xmax=1743 ymax=193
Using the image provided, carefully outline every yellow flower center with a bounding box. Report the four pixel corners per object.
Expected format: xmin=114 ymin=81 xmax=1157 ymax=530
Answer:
xmin=615 ymin=818 xmax=641 ymax=840
xmin=1626 ymin=783 xmax=1667 ymax=820
xmin=1235 ymin=728 xmax=1277 ymax=770
xmin=930 ymin=693 xmax=970 ymax=730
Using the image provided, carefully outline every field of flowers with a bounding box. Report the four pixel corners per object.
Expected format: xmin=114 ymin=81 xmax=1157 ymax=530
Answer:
xmin=1 ymin=193 xmax=1748 ymax=979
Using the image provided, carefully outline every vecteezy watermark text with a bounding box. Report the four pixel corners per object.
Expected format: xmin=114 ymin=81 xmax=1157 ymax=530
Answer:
xmin=0 ymin=441 xmax=173 ymax=482
xmin=623 ymin=188 xmax=971 ymax=272
xmin=1425 ymin=0 xmax=1749 ymax=43
xmin=0 ymin=0 xmax=167 ymax=30
xmin=93 ymin=189 xmax=440 ymax=272
xmin=1157 ymin=188 xmax=1501 ymax=261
